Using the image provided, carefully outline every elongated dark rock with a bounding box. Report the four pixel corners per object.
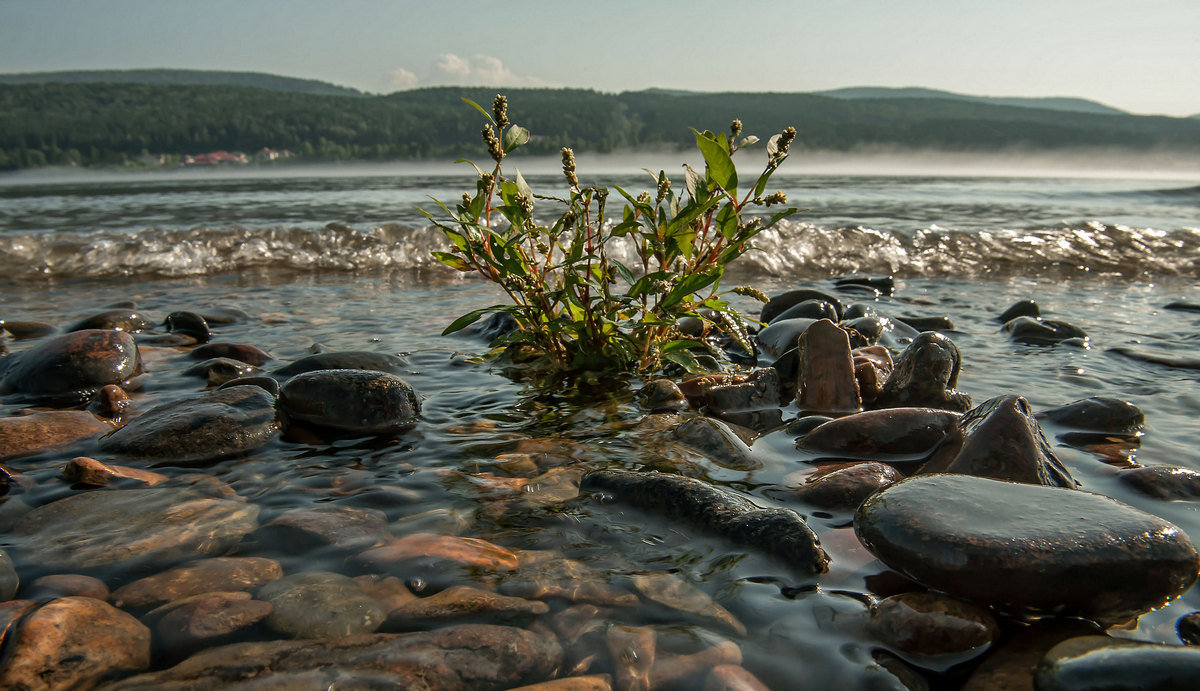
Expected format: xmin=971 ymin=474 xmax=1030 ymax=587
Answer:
xmin=797 ymin=407 xmax=959 ymax=460
xmin=580 ymin=469 xmax=829 ymax=575
xmin=274 ymin=350 xmax=409 ymax=376
xmin=1036 ymin=396 xmax=1144 ymax=434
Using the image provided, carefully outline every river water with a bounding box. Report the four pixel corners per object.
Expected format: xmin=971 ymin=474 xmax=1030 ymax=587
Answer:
xmin=1 ymin=160 xmax=1199 ymax=687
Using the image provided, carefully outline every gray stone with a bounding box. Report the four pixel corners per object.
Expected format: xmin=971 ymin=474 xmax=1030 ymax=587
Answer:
xmin=1036 ymin=635 xmax=1200 ymax=690
xmin=274 ymin=350 xmax=408 ymax=377
xmin=279 ymin=369 xmax=419 ymax=435
xmin=258 ymin=571 xmax=386 ymax=639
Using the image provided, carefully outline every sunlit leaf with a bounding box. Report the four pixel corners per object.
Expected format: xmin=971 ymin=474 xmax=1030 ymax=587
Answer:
xmin=461 ymin=98 xmax=494 ymax=124
xmin=694 ymin=130 xmax=737 ymax=193
xmin=503 ymin=125 xmax=531 ymax=151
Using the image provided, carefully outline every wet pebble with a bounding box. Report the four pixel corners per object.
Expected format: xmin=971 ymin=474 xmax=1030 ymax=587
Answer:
xmin=875 ymin=331 xmax=971 ymax=412
xmin=279 ymin=368 xmax=420 ymax=436
xmin=761 ymin=288 xmax=843 ymax=324
xmin=0 ymin=596 xmax=150 ymax=689
xmin=854 ymin=474 xmax=1200 ymax=622
xmin=100 ymin=385 xmax=279 ymax=463
xmin=26 ymin=573 xmax=109 ymax=601
xmin=0 ymin=329 xmax=142 ymax=404
xmin=633 ymin=571 xmax=746 ymax=636
xmin=1110 ymin=345 xmax=1200 ymax=370
xmin=499 ymin=551 xmax=637 ymax=607
xmin=91 ymin=383 xmax=132 ymax=418
xmin=60 ymin=456 xmax=169 ymax=487
xmin=1036 ymin=396 xmax=1145 ymax=434
xmin=143 ymin=590 xmax=272 ymax=652
xmin=0 ymin=410 xmax=114 ymax=461
xmin=183 ymin=357 xmax=262 ymax=386
xmin=164 ymin=310 xmax=211 ymax=342
xmin=998 ymin=299 xmax=1040 ymax=322
xmin=217 ymin=374 xmax=280 ymax=396
xmin=918 ymin=395 xmax=1076 ymax=487
xmin=353 ymin=533 xmax=520 ymax=588
xmin=274 ymin=350 xmax=409 ymax=376
xmin=772 ymin=298 xmax=839 ymax=323
xmin=852 ymin=345 xmax=893 ymax=404
xmin=1178 ymin=611 xmax=1200 ymax=645
xmin=797 ymin=407 xmax=959 ymax=460
xmin=787 ymin=462 xmax=904 ymax=512
xmin=188 ymin=342 xmax=272 ymax=366
xmin=1002 ymin=316 xmax=1088 ymax=345
xmin=0 ymin=319 xmax=57 ymax=340
xmin=756 ymin=317 xmax=816 ymax=357
xmin=866 ymin=592 xmax=998 ymax=668
xmin=672 ymin=416 xmax=761 ymax=470
xmin=1117 ymin=465 xmax=1200 ymax=500
xmin=68 ymin=309 xmax=154 ymax=333
xmin=705 ymin=664 xmax=770 ymax=691
xmin=1035 ymin=635 xmax=1200 ymax=691
xmin=796 ymin=318 xmax=861 ymax=414
xmin=111 ymin=556 xmax=283 ymax=610
xmin=259 ymin=571 xmax=386 ymax=639
xmin=639 ymin=378 xmax=689 ymax=412
xmin=256 ymin=504 xmax=390 ymax=553
xmin=14 ymin=488 xmax=261 ymax=577
xmin=385 ymin=584 xmax=549 ymax=629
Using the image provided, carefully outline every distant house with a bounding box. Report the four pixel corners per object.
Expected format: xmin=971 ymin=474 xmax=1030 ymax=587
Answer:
xmin=185 ymin=150 xmax=248 ymax=166
xmin=255 ymin=148 xmax=293 ymax=161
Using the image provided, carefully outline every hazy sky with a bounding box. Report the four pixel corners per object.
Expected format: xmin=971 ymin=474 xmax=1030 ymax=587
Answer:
xmin=2 ymin=0 xmax=1198 ymax=116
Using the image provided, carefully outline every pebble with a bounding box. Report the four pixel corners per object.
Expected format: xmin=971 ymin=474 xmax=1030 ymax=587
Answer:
xmin=100 ymin=385 xmax=280 ymax=463
xmin=111 ymin=556 xmax=284 ymax=610
xmin=0 ymin=410 xmax=114 ymax=461
xmin=1036 ymin=396 xmax=1145 ymax=434
xmin=0 ymin=596 xmax=150 ymax=690
xmin=756 ymin=317 xmax=816 ymax=357
xmin=14 ymin=488 xmax=261 ymax=577
xmin=1035 ymin=635 xmax=1200 ymax=690
xmin=273 ymin=350 xmax=409 ymax=376
xmin=787 ymin=461 xmax=905 ymax=512
xmin=143 ymin=590 xmax=273 ymax=652
xmin=639 ymin=378 xmax=689 ymax=412
xmin=67 ymin=309 xmax=154 ymax=333
xmin=188 ymin=342 xmax=272 ymax=366
xmin=918 ymin=395 xmax=1076 ymax=487
xmin=1002 ymin=316 xmax=1089 ymax=345
xmin=26 ymin=573 xmax=110 ymax=601
xmin=771 ymin=298 xmax=839 ymax=323
xmin=633 ymin=571 xmax=746 ymax=636
xmin=183 ymin=357 xmax=262 ymax=386
xmin=1117 ymin=465 xmax=1200 ymax=500
xmin=854 ymin=474 xmax=1200 ymax=622
xmin=386 ymin=584 xmax=549 ymax=629
xmin=164 ymin=310 xmax=211 ymax=342
xmin=258 ymin=571 xmax=386 ymax=639
xmin=353 ymin=533 xmax=520 ymax=585
xmin=279 ymin=368 xmax=420 ymax=435
xmin=0 ymin=329 xmax=142 ymax=404
xmin=866 ymin=591 xmax=998 ymax=668
xmin=103 ymin=624 xmax=563 ymax=689
xmin=875 ymin=331 xmax=972 ymax=412
xmin=998 ymin=299 xmax=1040 ymax=322
xmin=761 ymin=288 xmax=843 ymax=323
xmin=256 ymin=504 xmax=390 ymax=553
xmin=1110 ymin=345 xmax=1200 ymax=370
xmin=60 ymin=456 xmax=168 ymax=487
xmin=499 ymin=551 xmax=638 ymax=607
xmin=0 ymin=319 xmax=57 ymax=340
xmin=797 ymin=407 xmax=959 ymax=460
xmin=796 ymin=318 xmax=862 ymax=414
xmin=705 ymin=664 xmax=770 ymax=691
xmin=672 ymin=416 xmax=761 ymax=470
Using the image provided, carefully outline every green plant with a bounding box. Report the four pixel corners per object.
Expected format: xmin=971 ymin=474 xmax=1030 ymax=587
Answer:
xmin=423 ymin=94 xmax=797 ymax=374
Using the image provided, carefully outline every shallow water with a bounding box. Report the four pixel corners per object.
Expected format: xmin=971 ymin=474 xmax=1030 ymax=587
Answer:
xmin=1 ymin=165 xmax=1199 ymax=687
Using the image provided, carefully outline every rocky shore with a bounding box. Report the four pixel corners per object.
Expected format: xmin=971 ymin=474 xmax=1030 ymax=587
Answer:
xmin=2 ymin=279 xmax=1200 ymax=689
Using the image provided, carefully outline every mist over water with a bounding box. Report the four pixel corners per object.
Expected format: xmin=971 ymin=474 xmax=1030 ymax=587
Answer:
xmin=1 ymin=154 xmax=1197 ymax=282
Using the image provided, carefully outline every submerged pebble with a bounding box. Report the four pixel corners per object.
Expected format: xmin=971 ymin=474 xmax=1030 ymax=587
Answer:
xmin=279 ymin=368 xmax=420 ymax=435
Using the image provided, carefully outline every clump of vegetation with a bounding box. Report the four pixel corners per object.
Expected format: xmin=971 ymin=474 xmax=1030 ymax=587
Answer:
xmin=424 ymin=94 xmax=797 ymax=374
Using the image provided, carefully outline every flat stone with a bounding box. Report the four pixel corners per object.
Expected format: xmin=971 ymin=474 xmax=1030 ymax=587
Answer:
xmin=112 ymin=556 xmax=283 ymax=610
xmin=144 ymin=591 xmax=272 ymax=652
xmin=274 ymin=350 xmax=409 ymax=377
xmin=353 ymin=574 xmax=417 ymax=612
xmin=633 ymin=572 xmax=745 ymax=636
xmin=1003 ymin=316 xmax=1088 ymax=345
xmin=796 ymin=319 xmax=861 ymax=414
xmin=259 ymin=571 xmax=385 ymax=639
xmin=101 ymin=624 xmax=562 ymax=690
xmin=1036 ymin=397 xmax=1144 ymax=434
xmin=100 ymin=385 xmax=279 ymax=463
xmin=1118 ymin=465 xmax=1200 ymax=500
xmin=797 ymin=407 xmax=959 ymax=460
xmin=0 ymin=329 xmax=142 ymax=404
xmin=386 ymin=584 xmax=548 ymax=629
xmin=787 ymin=461 xmax=904 ymax=512
xmin=854 ymin=474 xmax=1200 ymax=622
xmin=279 ymin=369 xmax=420 ymax=435
xmin=61 ymin=456 xmax=168 ymax=487
xmin=354 ymin=533 xmax=520 ymax=576
xmin=499 ymin=551 xmax=638 ymax=607
xmin=0 ymin=596 xmax=150 ymax=690
xmin=0 ymin=410 xmax=114 ymax=461
xmin=867 ymin=592 xmax=998 ymax=669
xmin=1035 ymin=635 xmax=1200 ymax=690
xmin=672 ymin=416 xmax=761 ymax=470
xmin=918 ymin=395 xmax=1076 ymax=487
xmin=27 ymin=573 xmax=110 ymax=601
xmin=14 ymin=489 xmax=260 ymax=578
xmin=257 ymin=504 xmax=390 ymax=553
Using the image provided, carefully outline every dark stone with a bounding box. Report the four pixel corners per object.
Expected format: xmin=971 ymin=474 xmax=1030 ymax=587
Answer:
xmin=0 ymin=320 xmax=57 ymax=340
xmin=195 ymin=306 xmax=251 ymax=325
xmin=639 ymin=378 xmax=689 ymax=412
xmin=189 ymin=342 xmax=272 ymax=366
xmin=259 ymin=571 xmax=386 ymax=639
xmin=672 ymin=416 xmax=761 ymax=470
xmin=896 ymin=315 xmax=955 ymax=332
xmin=1036 ymin=396 xmax=1145 ymax=434
xmin=1002 ymin=316 xmax=1088 ymax=345
xmin=279 ymin=369 xmax=420 ymax=436
xmin=756 ymin=317 xmax=816 ymax=357
xmin=1179 ymin=612 xmax=1200 ymax=645
xmin=111 ymin=556 xmax=283 ymax=610
xmin=853 ymin=345 xmax=894 ymax=405
xmin=797 ymin=408 xmax=959 ymax=461
xmin=581 ymin=469 xmax=829 ymax=575
xmin=761 ymin=289 xmax=843 ymax=324
xmin=100 ymin=385 xmax=280 ymax=463
xmin=91 ymin=383 xmax=132 ymax=418
xmin=770 ymin=347 xmax=800 ymax=400
xmin=256 ymin=504 xmax=389 ymax=553
xmin=998 ymin=299 xmax=1041 ymax=322
xmin=461 ymin=311 xmax=520 ymax=341
xmin=789 ymin=462 xmax=904 ymax=512
xmin=1036 ymin=636 xmax=1200 ymax=691
xmin=26 ymin=573 xmax=109 ymax=601
xmin=102 ymin=624 xmax=563 ymax=690
xmin=796 ymin=318 xmax=861 ymax=415
xmin=274 ymin=350 xmax=409 ymax=377
xmin=144 ymin=591 xmax=273 ymax=653
xmin=1118 ymin=465 xmax=1200 ymax=500
xmin=835 ymin=274 xmax=895 ymax=295
xmin=1109 ymin=346 xmax=1200 ymax=370
xmin=867 ymin=592 xmax=998 ymax=668
xmin=785 ymin=415 xmax=835 ymax=436
xmin=838 ymin=316 xmax=885 ymax=347
xmin=701 ymin=368 xmax=780 ymax=415
xmin=217 ymin=375 xmax=280 ymax=396
xmin=68 ymin=309 xmax=154 ymax=333
xmin=1163 ymin=300 xmax=1200 ymax=313
xmin=875 ymin=332 xmax=971 ymax=412
xmin=962 ymin=618 xmax=1101 ymax=690
xmin=919 ymin=395 xmax=1076 ymax=487
xmin=771 ymin=299 xmax=840 ymax=323
xmin=0 ymin=329 xmax=142 ymax=405
xmin=854 ymin=474 xmax=1200 ymax=622
xmin=164 ymin=310 xmax=211 ymax=343
xmin=183 ymin=357 xmax=261 ymax=386
xmin=12 ymin=488 xmax=260 ymax=577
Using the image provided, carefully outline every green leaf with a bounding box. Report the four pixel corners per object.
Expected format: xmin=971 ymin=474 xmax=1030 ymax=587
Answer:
xmin=694 ymin=130 xmax=737 ymax=194
xmin=431 ymin=251 xmax=471 ymax=271
xmin=613 ymin=260 xmax=637 ymax=286
xmin=461 ymin=98 xmax=494 ymax=124
xmin=660 ymin=339 xmax=704 ymax=353
xmin=662 ymin=349 xmax=705 ymax=374
xmin=683 ymin=164 xmax=703 ymax=199
xmin=514 ymin=168 xmax=533 ymax=201
xmin=715 ymin=202 xmax=738 ymax=240
xmin=455 ymin=158 xmax=489 ymax=177
xmin=503 ymin=125 xmax=531 ymax=152
xmin=442 ymin=305 xmax=509 ymax=335
xmin=661 ymin=269 xmax=722 ymax=310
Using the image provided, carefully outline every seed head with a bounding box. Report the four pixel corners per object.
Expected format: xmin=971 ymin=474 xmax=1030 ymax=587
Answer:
xmin=763 ymin=190 xmax=787 ymax=207
xmin=730 ymin=119 xmax=743 ymax=138
xmin=492 ymin=94 xmax=509 ymax=129
xmin=482 ymin=125 xmax=503 ymax=163
xmin=732 ymin=285 xmax=770 ymax=303
xmin=461 ymin=192 xmax=472 ymax=208
xmin=561 ymin=147 xmax=579 ymax=190
xmin=656 ymin=175 xmax=671 ymax=203
xmin=636 ymin=191 xmax=650 ymax=204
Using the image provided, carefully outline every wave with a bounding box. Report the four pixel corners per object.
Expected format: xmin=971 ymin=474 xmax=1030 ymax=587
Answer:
xmin=3 ymin=221 xmax=1199 ymax=282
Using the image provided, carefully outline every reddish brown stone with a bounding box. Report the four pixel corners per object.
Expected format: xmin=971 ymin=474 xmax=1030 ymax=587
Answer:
xmin=705 ymin=664 xmax=770 ymax=691
xmin=0 ymin=599 xmax=36 ymax=650
xmin=111 ymin=556 xmax=283 ymax=610
xmin=607 ymin=625 xmax=655 ymax=691
xmin=0 ymin=411 xmax=114 ymax=461
xmin=852 ymin=345 xmax=894 ymax=404
xmin=510 ymin=676 xmax=613 ymax=691
xmin=353 ymin=574 xmax=417 ymax=612
xmin=386 ymin=585 xmax=548 ymax=629
xmin=27 ymin=573 xmax=110 ymax=601
xmin=355 ymin=533 xmax=519 ymax=573
xmin=0 ymin=596 xmax=150 ymax=690
xmin=650 ymin=641 xmax=743 ymax=688
xmin=60 ymin=456 xmax=168 ymax=487
xmin=796 ymin=319 xmax=861 ymax=414
xmin=144 ymin=591 xmax=272 ymax=651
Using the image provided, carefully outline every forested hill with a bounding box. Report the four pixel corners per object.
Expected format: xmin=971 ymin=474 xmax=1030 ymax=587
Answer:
xmin=0 ymin=69 xmax=363 ymax=96
xmin=2 ymin=82 xmax=1199 ymax=169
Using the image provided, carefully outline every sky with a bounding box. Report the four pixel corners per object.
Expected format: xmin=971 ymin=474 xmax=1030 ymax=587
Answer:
xmin=1 ymin=0 xmax=1198 ymax=117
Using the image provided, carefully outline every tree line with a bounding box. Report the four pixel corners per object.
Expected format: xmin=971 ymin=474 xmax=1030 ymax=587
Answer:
xmin=2 ymin=82 xmax=1198 ymax=170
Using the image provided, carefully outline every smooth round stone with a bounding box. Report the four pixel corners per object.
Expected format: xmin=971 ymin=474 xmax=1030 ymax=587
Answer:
xmin=100 ymin=385 xmax=279 ymax=463
xmin=183 ymin=357 xmax=261 ymax=386
xmin=12 ymin=488 xmax=260 ymax=576
xmin=772 ymin=298 xmax=839 ymax=323
xmin=1035 ymin=635 xmax=1200 ymax=690
xmin=258 ymin=571 xmax=386 ymax=639
xmin=788 ymin=462 xmax=904 ymax=512
xmin=797 ymin=408 xmax=959 ymax=460
xmin=1002 ymin=316 xmax=1088 ymax=345
xmin=756 ymin=318 xmax=816 ymax=357
xmin=0 ymin=410 xmax=114 ymax=462
xmin=854 ymin=474 xmax=1200 ymax=622
xmin=761 ymin=289 xmax=843 ymax=324
xmin=0 ymin=329 xmax=142 ymax=403
xmin=67 ymin=309 xmax=154 ymax=333
xmin=997 ymin=299 xmax=1040 ymax=323
xmin=274 ymin=351 xmax=409 ymax=377
xmin=1036 ymin=396 xmax=1144 ymax=434
xmin=1118 ymin=465 xmax=1200 ymax=500
xmin=188 ymin=342 xmax=272 ymax=366
xmin=164 ymin=311 xmax=211 ymax=343
xmin=26 ymin=573 xmax=110 ymax=601
xmin=279 ymin=369 xmax=420 ymax=435
xmin=867 ymin=592 xmax=998 ymax=670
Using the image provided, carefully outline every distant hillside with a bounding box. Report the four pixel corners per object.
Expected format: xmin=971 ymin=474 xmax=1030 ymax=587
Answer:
xmin=2 ymin=82 xmax=1199 ymax=170
xmin=816 ymin=86 xmax=1126 ymax=116
xmin=0 ymin=69 xmax=364 ymax=97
